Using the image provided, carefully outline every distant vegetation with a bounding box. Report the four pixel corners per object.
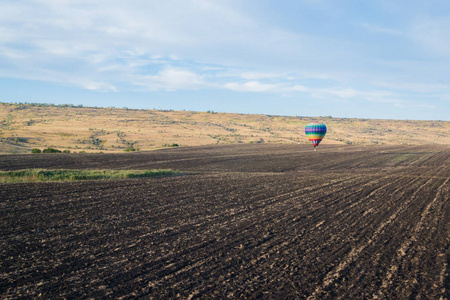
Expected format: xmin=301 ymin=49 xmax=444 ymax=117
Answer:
xmin=0 ymin=101 xmax=449 ymax=154
xmin=162 ymin=143 xmax=179 ymax=147
xmin=32 ymin=148 xmax=70 ymax=153
xmin=124 ymin=146 xmax=138 ymax=152
xmin=42 ymin=147 xmax=62 ymax=153
xmin=0 ymin=169 xmax=178 ymax=183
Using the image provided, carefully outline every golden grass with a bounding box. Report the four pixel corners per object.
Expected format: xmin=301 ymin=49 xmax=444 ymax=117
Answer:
xmin=0 ymin=103 xmax=448 ymax=154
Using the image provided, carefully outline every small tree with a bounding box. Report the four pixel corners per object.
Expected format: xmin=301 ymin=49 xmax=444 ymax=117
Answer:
xmin=124 ymin=146 xmax=136 ymax=152
xmin=31 ymin=148 xmax=41 ymax=153
xmin=42 ymin=147 xmax=62 ymax=153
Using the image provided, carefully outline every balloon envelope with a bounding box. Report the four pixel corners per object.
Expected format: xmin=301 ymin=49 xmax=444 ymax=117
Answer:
xmin=305 ymin=122 xmax=327 ymax=147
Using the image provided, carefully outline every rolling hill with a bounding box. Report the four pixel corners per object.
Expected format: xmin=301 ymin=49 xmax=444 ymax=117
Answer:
xmin=0 ymin=102 xmax=448 ymax=154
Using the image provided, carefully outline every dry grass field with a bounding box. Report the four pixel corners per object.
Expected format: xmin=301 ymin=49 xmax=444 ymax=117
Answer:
xmin=1 ymin=102 xmax=448 ymax=154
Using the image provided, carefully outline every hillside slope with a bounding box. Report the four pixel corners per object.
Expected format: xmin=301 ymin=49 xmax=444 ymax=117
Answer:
xmin=0 ymin=102 xmax=448 ymax=153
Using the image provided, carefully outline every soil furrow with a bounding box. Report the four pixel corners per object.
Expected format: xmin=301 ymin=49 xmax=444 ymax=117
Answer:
xmin=373 ymin=177 xmax=450 ymax=299
xmin=2 ymin=144 xmax=449 ymax=298
xmin=308 ymin=176 xmax=435 ymax=299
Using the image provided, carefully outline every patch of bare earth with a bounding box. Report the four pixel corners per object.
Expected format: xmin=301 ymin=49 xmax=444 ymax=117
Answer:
xmin=1 ymin=144 xmax=449 ymax=298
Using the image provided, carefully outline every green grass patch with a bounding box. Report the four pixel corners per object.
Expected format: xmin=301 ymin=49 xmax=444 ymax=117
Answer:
xmin=0 ymin=169 xmax=179 ymax=183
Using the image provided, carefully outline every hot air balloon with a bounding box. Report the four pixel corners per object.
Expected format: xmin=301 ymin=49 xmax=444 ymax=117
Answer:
xmin=305 ymin=122 xmax=327 ymax=150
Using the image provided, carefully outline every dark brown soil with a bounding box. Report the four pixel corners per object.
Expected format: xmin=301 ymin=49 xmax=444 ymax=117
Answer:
xmin=1 ymin=144 xmax=449 ymax=299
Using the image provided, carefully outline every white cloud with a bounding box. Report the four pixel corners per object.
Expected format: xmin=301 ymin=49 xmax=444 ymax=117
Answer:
xmin=224 ymin=81 xmax=282 ymax=92
xmin=240 ymin=72 xmax=281 ymax=80
xmin=316 ymin=87 xmax=436 ymax=109
xmin=131 ymin=67 xmax=206 ymax=91
xmin=289 ymin=85 xmax=309 ymax=92
xmin=0 ymin=0 xmax=447 ymax=118
xmin=366 ymin=97 xmax=436 ymax=109
xmin=0 ymin=0 xmax=362 ymax=94
xmin=156 ymin=68 xmax=205 ymax=90
xmin=326 ymin=88 xmax=360 ymax=98
xmin=0 ymin=46 xmax=28 ymax=60
xmin=82 ymin=81 xmax=118 ymax=92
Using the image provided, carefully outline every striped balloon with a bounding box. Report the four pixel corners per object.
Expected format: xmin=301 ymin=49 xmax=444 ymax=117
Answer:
xmin=305 ymin=122 xmax=327 ymax=148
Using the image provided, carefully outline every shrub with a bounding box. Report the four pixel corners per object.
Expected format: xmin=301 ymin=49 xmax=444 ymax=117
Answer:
xmin=162 ymin=143 xmax=179 ymax=147
xmin=42 ymin=148 xmax=62 ymax=153
xmin=63 ymin=150 xmax=71 ymax=153
xmin=31 ymin=148 xmax=41 ymax=153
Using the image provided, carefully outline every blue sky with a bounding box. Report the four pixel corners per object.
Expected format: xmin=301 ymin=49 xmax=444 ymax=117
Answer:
xmin=1 ymin=0 xmax=450 ymax=120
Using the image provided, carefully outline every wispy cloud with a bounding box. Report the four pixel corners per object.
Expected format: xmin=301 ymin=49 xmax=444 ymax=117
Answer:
xmin=130 ymin=67 xmax=207 ymax=91
xmin=82 ymin=81 xmax=118 ymax=92
xmin=411 ymin=16 xmax=450 ymax=56
xmin=359 ymin=22 xmax=402 ymax=36
xmin=372 ymin=81 xmax=450 ymax=93
xmin=0 ymin=0 xmax=448 ymax=119
xmin=240 ymin=72 xmax=283 ymax=80
xmin=224 ymin=81 xmax=282 ymax=92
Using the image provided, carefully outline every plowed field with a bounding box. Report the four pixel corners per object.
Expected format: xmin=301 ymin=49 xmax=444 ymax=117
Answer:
xmin=1 ymin=144 xmax=449 ymax=299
